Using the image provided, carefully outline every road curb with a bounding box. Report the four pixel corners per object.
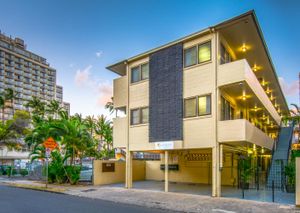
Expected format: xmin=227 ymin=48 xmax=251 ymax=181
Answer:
xmin=3 ymin=183 xmax=67 ymax=194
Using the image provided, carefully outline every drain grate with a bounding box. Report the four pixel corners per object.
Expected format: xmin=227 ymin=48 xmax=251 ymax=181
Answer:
xmin=81 ymin=189 xmax=97 ymax=193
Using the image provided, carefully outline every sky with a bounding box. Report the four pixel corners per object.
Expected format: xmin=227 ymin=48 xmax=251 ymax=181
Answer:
xmin=0 ymin=0 xmax=299 ymax=117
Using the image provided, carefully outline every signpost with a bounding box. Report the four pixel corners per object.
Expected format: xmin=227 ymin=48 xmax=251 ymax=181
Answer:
xmin=43 ymin=137 xmax=57 ymax=188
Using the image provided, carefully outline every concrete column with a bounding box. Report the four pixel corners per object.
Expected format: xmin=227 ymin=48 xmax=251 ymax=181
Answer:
xmin=212 ymin=145 xmax=221 ymax=197
xmin=164 ymin=151 xmax=169 ymax=192
xmin=125 ymin=151 xmax=132 ymax=189
xmin=296 ymin=157 xmax=300 ymax=206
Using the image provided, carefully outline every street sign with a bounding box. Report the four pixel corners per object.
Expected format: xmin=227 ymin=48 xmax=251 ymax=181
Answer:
xmin=43 ymin=137 xmax=58 ymax=150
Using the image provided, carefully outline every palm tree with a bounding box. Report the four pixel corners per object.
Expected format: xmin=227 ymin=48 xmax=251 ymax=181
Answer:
xmin=94 ymin=115 xmax=113 ymax=159
xmin=0 ymin=88 xmax=17 ymax=123
xmin=25 ymin=96 xmax=46 ymax=117
xmin=46 ymin=100 xmax=65 ymax=119
xmin=52 ymin=118 xmax=94 ymax=165
xmin=105 ymin=97 xmax=114 ymax=115
xmin=84 ymin=115 xmax=96 ymax=136
xmin=283 ymin=104 xmax=300 ymax=143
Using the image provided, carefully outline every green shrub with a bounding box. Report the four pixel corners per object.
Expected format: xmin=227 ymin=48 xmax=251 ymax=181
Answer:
xmin=6 ymin=167 xmax=17 ymax=177
xmin=65 ymin=166 xmax=81 ymax=185
xmin=47 ymin=151 xmax=67 ymax=184
xmin=20 ymin=169 xmax=29 ymax=177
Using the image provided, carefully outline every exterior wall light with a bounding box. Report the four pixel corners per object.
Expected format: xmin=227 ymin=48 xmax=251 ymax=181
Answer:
xmin=253 ymin=64 xmax=258 ymax=72
xmin=241 ymin=44 xmax=247 ymax=52
xmin=261 ymin=147 xmax=264 ymax=154
xmin=266 ymin=87 xmax=271 ymax=94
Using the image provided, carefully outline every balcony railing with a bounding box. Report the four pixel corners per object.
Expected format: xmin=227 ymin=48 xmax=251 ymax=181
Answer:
xmin=218 ymin=59 xmax=281 ymax=125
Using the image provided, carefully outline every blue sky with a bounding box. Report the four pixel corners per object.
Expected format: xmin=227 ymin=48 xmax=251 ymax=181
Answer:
xmin=0 ymin=0 xmax=299 ymax=117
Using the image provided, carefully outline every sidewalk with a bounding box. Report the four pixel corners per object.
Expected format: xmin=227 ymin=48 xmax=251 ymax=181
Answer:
xmin=0 ymin=177 xmax=298 ymax=213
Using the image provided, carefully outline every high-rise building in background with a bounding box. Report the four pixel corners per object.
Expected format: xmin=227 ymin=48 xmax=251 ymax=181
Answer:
xmin=0 ymin=31 xmax=70 ymax=165
xmin=0 ymin=31 xmax=70 ymax=120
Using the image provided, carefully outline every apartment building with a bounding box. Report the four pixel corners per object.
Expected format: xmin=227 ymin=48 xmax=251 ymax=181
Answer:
xmin=55 ymin=85 xmax=70 ymax=114
xmin=0 ymin=32 xmax=69 ymax=164
xmin=107 ymin=11 xmax=289 ymax=196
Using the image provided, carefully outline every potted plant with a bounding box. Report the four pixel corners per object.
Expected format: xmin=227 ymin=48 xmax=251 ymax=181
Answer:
xmin=285 ymin=161 xmax=295 ymax=193
xmin=238 ymin=155 xmax=253 ymax=189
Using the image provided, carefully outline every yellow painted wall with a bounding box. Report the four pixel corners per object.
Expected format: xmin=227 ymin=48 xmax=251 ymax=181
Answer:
xmin=93 ymin=160 xmax=146 ymax=185
xmin=93 ymin=160 xmax=125 ymax=185
xmin=146 ymin=150 xmax=212 ymax=184
xmin=145 ymin=150 xmax=238 ymax=186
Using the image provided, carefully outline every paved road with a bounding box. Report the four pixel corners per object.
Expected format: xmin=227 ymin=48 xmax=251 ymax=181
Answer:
xmin=0 ymin=185 xmax=173 ymax=213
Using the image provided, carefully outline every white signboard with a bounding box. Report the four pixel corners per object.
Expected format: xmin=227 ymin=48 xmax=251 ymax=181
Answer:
xmin=154 ymin=141 xmax=174 ymax=150
xmin=45 ymin=148 xmax=51 ymax=158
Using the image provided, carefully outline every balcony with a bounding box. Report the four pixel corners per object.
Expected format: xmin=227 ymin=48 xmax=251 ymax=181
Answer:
xmin=113 ymin=76 xmax=128 ymax=108
xmin=218 ymin=59 xmax=280 ymax=125
xmin=113 ymin=117 xmax=128 ymax=148
xmin=0 ymin=147 xmax=30 ymax=159
xmin=218 ymin=119 xmax=274 ymax=150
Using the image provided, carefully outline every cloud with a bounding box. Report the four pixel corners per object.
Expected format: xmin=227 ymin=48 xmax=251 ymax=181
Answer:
xmin=278 ymin=77 xmax=298 ymax=96
xmin=96 ymin=82 xmax=112 ymax=107
xmin=74 ymin=65 xmax=92 ymax=86
xmin=95 ymin=51 xmax=103 ymax=58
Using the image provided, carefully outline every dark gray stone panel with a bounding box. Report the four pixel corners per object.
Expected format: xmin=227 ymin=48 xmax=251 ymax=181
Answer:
xmin=149 ymin=43 xmax=183 ymax=142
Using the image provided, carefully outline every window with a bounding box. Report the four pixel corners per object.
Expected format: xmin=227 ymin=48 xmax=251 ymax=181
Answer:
xmin=184 ymin=94 xmax=211 ymax=118
xmin=131 ymin=67 xmax=140 ymax=83
xmin=221 ymin=96 xmax=234 ymax=120
xmin=141 ymin=63 xmax=149 ymax=80
xmin=131 ymin=63 xmax=149 ymax=83
xmin=198 ymin=42 xmax=211 ymax=63
xmin=184 ymin=98 xmax=197 ymax=117
xmin=141 ymin=107 xmax=149 ymax=123
xmin=184 ymin=46 xmax=197 ymax=67
xmin=198 ymin=95 xmax=211 ymax=115
xmin=130 ymin=107 xmax=149 ymax=125
xmin=184 ymin=41 xmax=211 ymax=68
xmin=220 ymin=44 xmax=231 ymax=64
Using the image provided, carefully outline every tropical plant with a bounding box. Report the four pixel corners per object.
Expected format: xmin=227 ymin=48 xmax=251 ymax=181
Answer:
xmin=65 ymin=165 xmax=81 ymax=185
xmin=25 ymin=96 xmax=46 ymax=118
xmin=0 ymin=110 xmax=31 ymax=150
xmin=238 ymin=155 xmax=253 ymax=189
xmin=95 ymin=115 xmax=113 ymax=159
xmin=105 ymin=97 xmax=114 ymax=115
xmin=46 ymin=100 xmax=65 ymax=119
xmin=283 ymin=104 xmax=300 ymax=142
xmin=84 ymin=115 xmax=96 ymax=136
xmin=20 ymin=169 xmax=29 ymax=177
xmin=0 ymin=88 xmax=17 ymax=123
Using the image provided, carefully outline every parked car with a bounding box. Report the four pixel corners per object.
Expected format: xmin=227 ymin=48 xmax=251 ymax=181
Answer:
xmin=79 ymin=164 xmax=93 ymax=182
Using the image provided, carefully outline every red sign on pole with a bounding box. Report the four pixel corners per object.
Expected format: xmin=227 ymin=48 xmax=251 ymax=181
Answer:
xmin=43 ymin=137 xmax=58 ymax=150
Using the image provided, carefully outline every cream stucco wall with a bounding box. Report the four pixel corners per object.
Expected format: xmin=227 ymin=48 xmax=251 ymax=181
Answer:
xmin=113 ymin=76 xmax=128 ymax=108
xmin=218 ymin=119 xmax=274 ymax=150
xmin=113 ymin=117 xmax=128 ymax=148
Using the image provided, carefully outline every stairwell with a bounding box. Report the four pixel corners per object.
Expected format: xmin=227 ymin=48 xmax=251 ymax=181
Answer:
xmin=267 ymin=126 xmax=294 ymax=189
